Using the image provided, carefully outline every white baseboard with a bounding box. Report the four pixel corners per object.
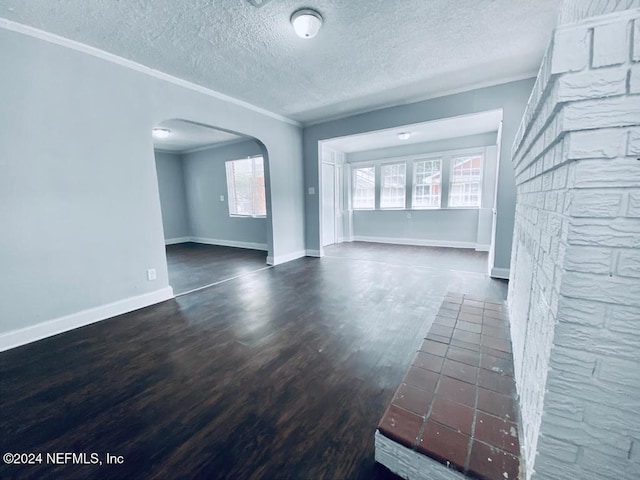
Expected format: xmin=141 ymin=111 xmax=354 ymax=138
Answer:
xmin=190 ymin=237 xmax=267 ymax=251
xmin=266 ymin=250 xmax=306 ymax=266
xmin=475 ymin=244 xmax=491 ymax=252
xmin=0 ymin=287 xmax=174 ymax=352
xmin=353 ymin=236 xmax=478 ymax=249
xmin=165 ymin=236 xmax=191 ymax=245
xmin=305 ymin=249 xmax=322 ymax=257
xmin=490 ymin=267 xmax=511 ymax=280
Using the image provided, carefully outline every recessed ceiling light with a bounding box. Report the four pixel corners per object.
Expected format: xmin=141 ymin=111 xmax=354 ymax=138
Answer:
xmin=397 ymin=132 xmax=411 ymax=140
xmin=291 ymin=9 xmax=323 ymax=39
xmin=153 ymin=128 xmax=171 ymax=139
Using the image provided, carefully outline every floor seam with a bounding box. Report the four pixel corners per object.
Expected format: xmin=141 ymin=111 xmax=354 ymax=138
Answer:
xmin=174 ymin=265 xmax=274 ymax=297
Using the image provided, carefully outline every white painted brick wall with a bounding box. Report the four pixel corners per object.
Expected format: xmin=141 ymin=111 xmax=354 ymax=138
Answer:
xmin=551 ymin=25 xmax=591 ymax=74
xmin=559 ymin=0 xmax=640 ymax=24
xmin=630 ymin=63 xmax=640 ymax=93
xmin=565 ymin=128 xmax=625 ymax=159
xmin=592 ymin=19 xmax=629 ymax=67
xmin=509 ymin=5 xmax=640 ymax=480
xmin=557 ymin=67 xmax=627 ymax=101
xmin=634 ymin=18 xmax=640 ymax=61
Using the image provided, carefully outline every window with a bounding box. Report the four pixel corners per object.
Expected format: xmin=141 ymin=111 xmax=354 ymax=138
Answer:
xmin=380 ymin=163 xmax=406 ymax=209
xmin=225 ymin=156 xmax=267 ymax=216
xmin=412 ymin=159 xmax=442 ymax=208
xmin=352 ymin=166 xmax=375 ymax=210
xmin=449 ymin=154 xmax=483 ymax=207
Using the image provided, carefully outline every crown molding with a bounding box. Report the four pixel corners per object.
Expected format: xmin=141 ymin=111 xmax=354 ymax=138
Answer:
xmin=0 ymin=17 xmax=302 ymax=127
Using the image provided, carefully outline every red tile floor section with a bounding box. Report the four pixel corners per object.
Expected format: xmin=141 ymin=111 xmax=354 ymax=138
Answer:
xmin=377 ymin=293 xmax=521 ymax=480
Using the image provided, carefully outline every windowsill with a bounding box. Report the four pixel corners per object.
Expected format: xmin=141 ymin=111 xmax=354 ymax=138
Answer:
xmin=229 ymin=214 xmax=267 ymax=219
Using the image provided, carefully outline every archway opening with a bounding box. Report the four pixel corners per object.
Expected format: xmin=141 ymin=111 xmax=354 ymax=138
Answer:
xmin=317 ymin=109 xmax=504 ymax=278
xmin=152 ymin=119 xmax=272 ymax=295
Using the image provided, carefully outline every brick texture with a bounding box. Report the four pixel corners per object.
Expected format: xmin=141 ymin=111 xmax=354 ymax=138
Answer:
xmin=592 ymin=20 xmax=629 ymax=67
xmin=508 ymin=6 xmax=640 ymax=480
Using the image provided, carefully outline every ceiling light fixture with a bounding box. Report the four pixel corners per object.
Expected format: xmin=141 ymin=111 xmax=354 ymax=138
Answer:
xmin=291 ymin=9 xmax=323 ymax=39
xmin=397 ymin=132 xmax=411 ymax=140
xmin=153 ymin=128 xmax=171 ymax=139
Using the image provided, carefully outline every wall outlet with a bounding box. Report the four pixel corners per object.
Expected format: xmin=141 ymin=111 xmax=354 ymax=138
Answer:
xmin=406 ymin=212 xmax=412 ymax=219
xmin=220 ymin=195 xmax=225 ymax=202
xmin=147 ymin=268 xmax=156 ymax=281
xmin=308 ymin=187 xmax=315 ymax=195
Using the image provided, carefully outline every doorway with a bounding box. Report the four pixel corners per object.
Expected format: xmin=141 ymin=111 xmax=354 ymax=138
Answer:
xmin=322 ymin=162 xmax=336 ymax=247
xmin=317 ymin=110 xmax=504 ymax=274
xmin=152 ymin=119 xmax=272 ymax=295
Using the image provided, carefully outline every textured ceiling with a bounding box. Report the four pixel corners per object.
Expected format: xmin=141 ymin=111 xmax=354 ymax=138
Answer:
xmin=153 ymin=119 xmax=244 ymax=153
xmin=0 ymin=0 xmax=563 ymax=124
xmin=324 ymin=110 xmax=503 ymax=154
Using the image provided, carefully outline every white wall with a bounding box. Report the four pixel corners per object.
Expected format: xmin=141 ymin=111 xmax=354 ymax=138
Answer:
xmin=508 ymin=6 xmax=640 ymax=479
xmin=155 ymin=151 xmax=190 ymax=242
xmin=183 ymin=140 xmax=268 ymax=249
xmin=0 ymin=24 xmax=304 ymax=348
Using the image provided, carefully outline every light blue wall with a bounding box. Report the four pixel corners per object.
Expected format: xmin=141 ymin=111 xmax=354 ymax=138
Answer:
xmin=183 ymin=140 xmax=267 ymax=248
xmin=353 ymin=209 xmax=479 ymax=244
xmin=304 ymin=79 xmax=535 ymax=271
xmin=345 ymin=133 xmax=498 ymax=247
xmin=0 ymin=27 xmax=304 ymax=336
xmin=155 ymin=151 xmax=190 ymax=241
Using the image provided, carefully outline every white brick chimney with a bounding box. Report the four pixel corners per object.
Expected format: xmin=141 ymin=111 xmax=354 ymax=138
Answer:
xmin=508 ymin=2 xmax=640 ymax=479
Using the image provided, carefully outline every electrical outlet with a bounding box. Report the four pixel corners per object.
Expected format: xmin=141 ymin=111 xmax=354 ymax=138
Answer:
xmin=406 ymin=212 xmax=412 ymax=219
xmin=147 ymin=268 xmax=156 ymax=281
xmin=220 ymin=195 xmax=225 ymax=202
xmin=308 ymin=187 xmax=315 ymax=195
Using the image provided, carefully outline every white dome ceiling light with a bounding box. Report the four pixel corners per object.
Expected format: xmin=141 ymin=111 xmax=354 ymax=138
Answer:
xmin=397 ymin=132 xmax=412 ymax=140
xmin=152 ymin=128 xmax=171 ymax=139
xmin=291 ymin=9 xmax=323 ymax=39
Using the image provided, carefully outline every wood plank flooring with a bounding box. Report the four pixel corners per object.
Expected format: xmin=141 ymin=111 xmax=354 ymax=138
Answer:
xmin=166 ymin=242 xmax=268 ymax=295
xmin=323 ymin=242 xmax=489 ymax=274
xmin=0 ymin=244 xmax=507 ymax=480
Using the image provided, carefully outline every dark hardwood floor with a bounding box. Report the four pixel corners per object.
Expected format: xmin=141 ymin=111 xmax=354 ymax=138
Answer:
xmin=0 ymin=244 xmax=507 ymax=480
xmin=166 ymin=242 xmax=268 ymax=295
xmin=323 ymin=242 xmax=490 ymax=274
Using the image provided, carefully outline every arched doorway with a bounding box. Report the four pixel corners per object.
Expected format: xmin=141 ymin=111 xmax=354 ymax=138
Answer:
xmin=152 ymin=119 xmax=273 ymax=295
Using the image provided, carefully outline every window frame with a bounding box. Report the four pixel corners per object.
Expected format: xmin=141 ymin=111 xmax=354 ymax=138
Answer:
xmin=411 ymin=157 xmax=443 ymax=210
xmin=448 ymin=153 xmax=484 ymax=209
xmin=225 ymin=155 xmax=267 ymax=218
xmin=380 ymin=161 xmax=407 ymax=210
xmin=351 ymin=164 xmax=376 ymax=210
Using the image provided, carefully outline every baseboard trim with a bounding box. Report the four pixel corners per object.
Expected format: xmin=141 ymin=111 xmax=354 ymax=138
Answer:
xmin=165 ymin=237 xmax=191 ymax=245
xmin=353 ymin=236 xmax=478 ymax=249
xmin=190 ymin=237 xmax=268 ymax=251
xmin=490 ymin=267 xmax=511 ymax=280
xmin=0 ymin=287 xmax=174 ymax=352
xmin=305 ymin=249 xmax=322 ymax=257
xmin=266 ymin=250 xmax=306 ymax=266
